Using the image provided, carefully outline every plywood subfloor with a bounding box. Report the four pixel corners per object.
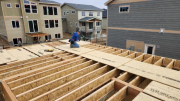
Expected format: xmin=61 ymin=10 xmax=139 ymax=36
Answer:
xmin=82 ymin=50 xmax=132 ymax=67
xmin=7 ymin=48 xmax=38 ymax=61
xmin=24 ymin=44 xmax=62 ymax=56
xmin=55 ymin=44 xmax=94 ymax=55
xmin=0 ymin=50 xmax=17 ymax=65
xmin=118 ymin=60 xmax=180 ymax=89
xmin=144 ymin=81 xmax=180 ymax=101
xmin=133 ymin=93 xmax=160 ymax=101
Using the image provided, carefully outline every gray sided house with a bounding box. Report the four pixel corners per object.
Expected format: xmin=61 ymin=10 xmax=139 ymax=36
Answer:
xmin=105 ymin=0 xmax=180 ymax=59
xmin=61 ymin=3 xmax=103 ymax=37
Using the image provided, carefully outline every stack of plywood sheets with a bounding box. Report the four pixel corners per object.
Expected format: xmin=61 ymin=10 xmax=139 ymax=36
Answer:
xmin=6 ymin=48 xmax=38 ymax=61
xmin=0 ymin=50 xmax=17 ymax=65
xmin=24 ymin=44 xmax=62 ymax=56
xmin=55 ymin=44 xmax=94 ymax=55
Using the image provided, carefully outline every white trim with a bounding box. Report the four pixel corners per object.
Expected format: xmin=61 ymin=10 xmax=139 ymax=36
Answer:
xmin=97 ymin=31 xmax=100 ymax=34
xmin=6 ymin=3 xmax=11 ymax=8
xmin=144 ymin=44 xmax=156 ymax=55
xmin=89 ymin=11 xmax=93 ymax=16
xmin=13 ymin=37 xmax=23 ymax=45
xmin=97 ymin=11 xmax=100 ymax=16
xmin=24 ymin=3 xmax=38 ymax=14
xmin=82 ymin=11 xmax=85 ymax=16
xmin=15 ymin=3 xmax=20 ymax=8
xmin=55 ymin=20 xmax=58 ymax=28
xmin=28 ymin=20 xmax=39 ymax=33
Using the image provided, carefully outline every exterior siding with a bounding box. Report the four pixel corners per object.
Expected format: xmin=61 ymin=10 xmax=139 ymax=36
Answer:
xmin=0 ymin=18 xmax=7 ymax=38
xmin=102 ymin=18 xmax=107 ymax=29
xmin=107 ymin=29 xmax=180 ymax=59
xmin=39 ymin=4 xmax=63 ymax=40
xmin=61 ymin=5 xmax=78 ymax=34
xmin=108 ymin=0 xmax=180 ymax=31
xmin=0 ymin=2 xmax=3 ymax=16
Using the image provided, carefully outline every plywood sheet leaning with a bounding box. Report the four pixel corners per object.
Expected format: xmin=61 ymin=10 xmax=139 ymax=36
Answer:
xmin=82 ymin=50 xmax=132 ymax=67
xmin=144 ymin=81 xmax=180 ymax=101
xmin=0 ymin=50 xmax=17 ymax=65
xmin=23 ymin=44 xmax=62 ymax=56
xmin=133 ymin=92 xmax=160 ymax=101
xmin=6 ymin=48 xmax=38 ymax=61
xmin=118 ymin=60 xmax=180 ymax=89
xmin=55 ymin=44 xmax=94 ymax=55
xmin=59 ymin=39 xmax=91 ymax=46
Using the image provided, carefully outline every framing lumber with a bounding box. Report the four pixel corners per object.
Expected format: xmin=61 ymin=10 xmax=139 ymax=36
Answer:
xmin=54 ymin=69 xmax=119 ymax=101
xmin=154 ymin=57 xmax=164 ymax=66
xmin=129 ymin=76 xmax=145 ymax=87
xmin=166 ymin=60 xmax=175 ymax=69
xmin=117 ymin=72 xmax=133 ymax=81
xmin=174 ymin=60 xmax=180 ymax=70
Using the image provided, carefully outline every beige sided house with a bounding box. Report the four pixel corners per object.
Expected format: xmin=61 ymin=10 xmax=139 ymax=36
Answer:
xmin=0 ymin=0 xmax=63 ymax=46
xmin=102 ymin=9 xmax=107 ymax=30
xmin=61 ymin=3 xmax=103 ymax=37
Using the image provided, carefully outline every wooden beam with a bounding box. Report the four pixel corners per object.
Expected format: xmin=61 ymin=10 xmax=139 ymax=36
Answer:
xmin=154 ymin=57 xmax=164 ymax=66
xmin=126 ymin=53 xmax=136 ymax=59
xmin=119 ymin=51 xmax=129 ymax=57
xmin=117 ymin=72 xmax=133 ymax=81
xmin=143 ymin=56 xmax=154 ymax=64
xmin=129 ymin=76 xmax=145 ymax=86
xmin=166 ymin=60 xmax=175 ymax=69
xmin=1 ymin=81 xmax=18 ymax=101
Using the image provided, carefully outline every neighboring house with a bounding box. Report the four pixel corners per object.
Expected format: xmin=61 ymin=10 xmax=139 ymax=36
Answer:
xmin=61 ymin=3 xmax=103 ymax=37
xmin=102 ymin=9 xmax=107 ymax=30
xmin=105 ymin=0 xmax=180 ymax=59
xmin=0 ymin=0 xmax=63 ymax=46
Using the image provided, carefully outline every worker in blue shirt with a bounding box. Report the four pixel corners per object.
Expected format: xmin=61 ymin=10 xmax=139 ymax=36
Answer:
xmin=70 ymin=31 xmax=80 ymax=48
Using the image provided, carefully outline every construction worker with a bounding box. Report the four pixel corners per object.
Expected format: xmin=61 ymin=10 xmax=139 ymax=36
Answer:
xmin=70 ymin=31 xmax=80 ymax=48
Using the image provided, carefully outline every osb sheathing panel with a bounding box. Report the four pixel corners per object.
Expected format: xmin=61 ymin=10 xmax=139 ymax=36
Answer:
xmin=0 ymin=50 xmax=17 ymax=65
xmin=133 ymin=93 xmax=160 ymax=101
xmin=118 ymin=60 xmax=180 ymax=89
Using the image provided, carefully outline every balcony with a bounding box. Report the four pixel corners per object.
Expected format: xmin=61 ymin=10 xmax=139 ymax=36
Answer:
xmin=79 ymin=27 xmax=102 ymax=33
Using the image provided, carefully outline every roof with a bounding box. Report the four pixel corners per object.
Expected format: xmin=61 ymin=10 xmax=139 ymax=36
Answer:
xmin=102 ymin=9 xmax=107 ymax=18
xmin=105 ymin=0 xmax=113 ymax=6
xmin=62 ymin=3 xmax=103 ymax=11
xmin=39 ymin=0 xmax=60 ymax=4
xmin=79 ymin=17 xmax=102 ymax=21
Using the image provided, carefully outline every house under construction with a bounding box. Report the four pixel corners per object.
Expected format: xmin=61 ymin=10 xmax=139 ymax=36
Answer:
xmin=0 ymin=40 xmax=180 ymax=101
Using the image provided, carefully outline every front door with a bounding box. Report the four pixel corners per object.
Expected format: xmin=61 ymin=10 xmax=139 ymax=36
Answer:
xmin=144 ymin=44 xmax=156 ymax=55
xmin=28 ymin=20 xmax=38 ymax=33
xmin=13 ymin=38 xmax=22 ymax=46
xmin=89 ymin=22 xmax=93 ymax=29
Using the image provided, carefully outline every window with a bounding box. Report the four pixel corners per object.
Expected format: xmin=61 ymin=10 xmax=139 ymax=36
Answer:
xmin=24 ymin=0 xmax=30 ymax=4
xmin=54 ymin=7 xmax=57 ymax=15
xmin=72 ymin=11 xmax=75 ymax=13
xmin=55 ymin=33 xmax=61 ymax=39
xmin=13 ymin=38 xmax=22 ymax=45
xmin=48 ymin=7 xmax=53 ymax=15
xmin=119 ymin=6 xmax=130 ymax=13
xmin=82 ymin=11 xmax=85 ymax=16
xmin=49 ymin=20 xmax=54 ymax=28
xmin=31 ymin=5 xmax=37 ymax=13
xmin=70 ymin=22 xmax=72 ymax=27
xmin=63 ymin=11 xmax=66 ymax=16
xmin=55 ymin=20 xmax=58 ymax=27
xmin=75 ymin=22 xmax=78 ymax=27
xmin=96 ymin=22 xmax=101 ymax=26
xmin=12 ymin=21 xmax=20 ymax=28
xmin=43 ymin=6 xmax=47 ymax=15
xmin=89 ymin=11 xmax=93 ymax=16
xmin=82 ymin=22 xmax=85 ymax=26
xmin=97 ymin=12 xmax=100 ymax=16
xmin=45 ymin=35 xmax=51 ymax=40
xmin=6 ymin=3 xmax=11 ymax=8
xmin=67 ymin=11 xmax=69 ymax=14
xmin=97 ymin=31 xmax=100 ymax=34
xmin=16 ymin=4 xmax=20 ymax=8
xmin=44 ymin=20 xmax=49 ymax=28
xmin=28 ymin=20 xmax=38 ymax=32
xmin=24 ymin=5 xmax=31 ymax=13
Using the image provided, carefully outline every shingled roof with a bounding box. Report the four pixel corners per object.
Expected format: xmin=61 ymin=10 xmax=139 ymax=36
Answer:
xmin=40 ymin=0 xmax=60 ymax=4
xmin=62 ymin=3 xmax=102 ymax=11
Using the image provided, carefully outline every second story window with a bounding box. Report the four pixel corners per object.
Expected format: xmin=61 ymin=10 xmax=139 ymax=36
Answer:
xmin=48 ymin=7 xmax=53 ymax=15
xmin=12 ymin=21 xmax=20 ymax=28
xmin=54 ymin=7 xmax=57 ymax=15
xmin=31 ymin=5 xmax=37 ymax=13
xmin=44 ymin=20 xmax=49 ymax=28
xmin=97 ymin=12 xmax=100 ymax=16
xmin=119 ymin=6 xmax=130 ymax=13
xmin=96 ymin=22 xmax=101 ymax=26
xmin=25 ymin=5 xmax=31 ymax=13
xmin=72 ymin=11 xmax=76 ymax=14
xmin=55 ymin=20 xmax=58 ymax=27
xmin=82 ymin=11 xmax=85 ymax=16
xmin=89 ymin=11 xmax=93 ymax=16
xmin=43 ymin=6 xmax=47 ymax=15
xmin=6 ymin=3 xmax=11 ymax=8
xmin=50 ymin=20 xmax=54 ymax=28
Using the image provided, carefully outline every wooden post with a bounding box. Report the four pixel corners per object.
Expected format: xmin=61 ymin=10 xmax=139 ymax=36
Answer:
xmin=85 ymin=22 xmax=87 ymax=37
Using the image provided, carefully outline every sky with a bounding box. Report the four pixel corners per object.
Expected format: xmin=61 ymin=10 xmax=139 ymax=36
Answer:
xmin=53 ymin=0 xmax=107 ymax=9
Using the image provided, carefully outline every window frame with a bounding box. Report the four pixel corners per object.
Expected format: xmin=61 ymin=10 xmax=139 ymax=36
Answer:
xmin=6 ymin=3 xmax=11 ymax=8
xmin=28 ymin=20 xmax=39 ymax=33
xmin=49 ymin=20 xmax=54 ymax=28
xmin=24 ymin=0 xmax=30 ymax=4
xmin=72 ymin=10 xmax=76 ymax=14
xmin=82 ymin=11 xmax=85 ymax=16
xmin=55 ymin=33 xmax=61 ymax=39
xmin=43 ymin=6 xmax=47 ymax=15
xmin=82 ymin=22 xmax=85 ymax=26
xmin=55 ymin=20 xmax=58 ymax=28
xmin=15 ymin=3 xmax=20 ymax=8
xmin=97 ymin=12 xmax=100 ymax=16
xmin=11 ymin=20 xmax=20 ymax=28
xmin=54 ymin=7 xmax=58 ymax=15
xmin=89 ymin=11 xmax=93 ymax=16
xmin=44 ymin=20 xmax=49 ymax=28
xmin=119 ymin=5 xmax=130 ymax=13
xmin=96 ymin=22 xmax=101 ymax=26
